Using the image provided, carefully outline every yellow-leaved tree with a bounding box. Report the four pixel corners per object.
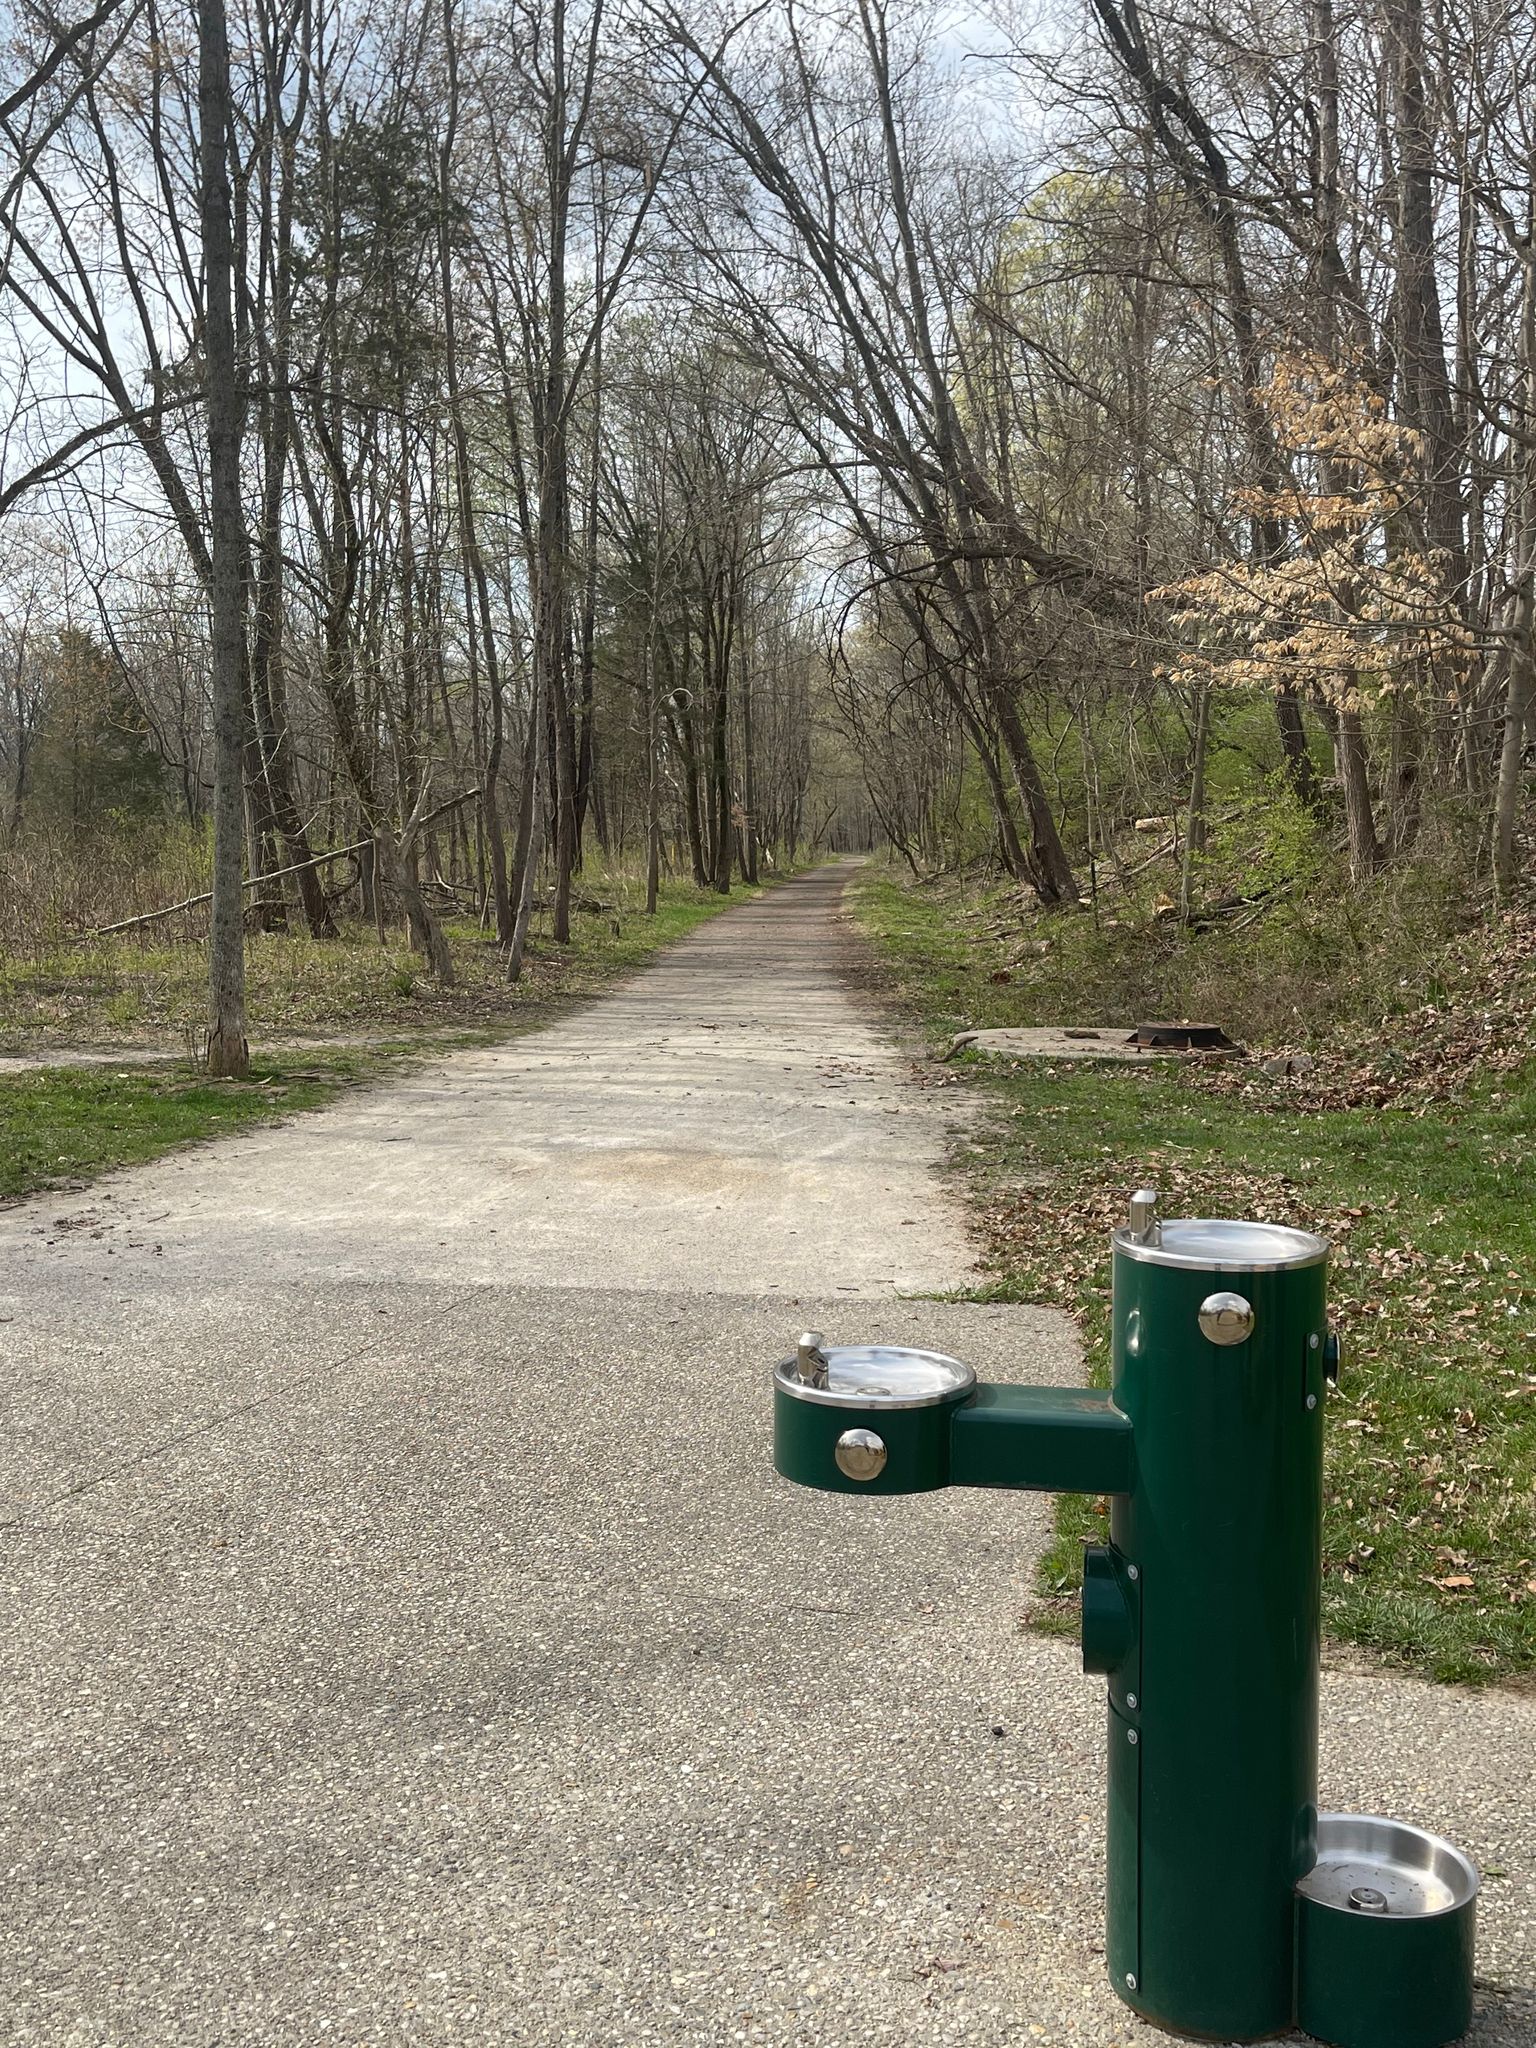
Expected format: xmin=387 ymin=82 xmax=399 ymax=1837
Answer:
xmin=1151 ymin=352 xmax=1471 ymax=883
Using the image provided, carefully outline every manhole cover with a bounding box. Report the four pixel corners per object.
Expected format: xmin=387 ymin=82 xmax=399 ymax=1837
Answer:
xmin=1126 ymin=1022 xmax=1241 ymax=1053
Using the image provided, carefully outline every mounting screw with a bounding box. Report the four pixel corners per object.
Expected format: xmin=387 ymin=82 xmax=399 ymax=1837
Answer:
xmin=1126 ymin=1564 xmax=1140 ymax=1581
xmin=1310 ymin=1332 xmax=1320 ymax=1350
xmin=1126 ymin=1972 xmax=1138 ymax=1991
xmin=1126 ymin=1692 xmax=1138 ymax=1709
xmin=1306 ymin=1393 xmax=1318 ymax=1410
xmin=1127 ymin=1729 xmax=1139 ymax=1746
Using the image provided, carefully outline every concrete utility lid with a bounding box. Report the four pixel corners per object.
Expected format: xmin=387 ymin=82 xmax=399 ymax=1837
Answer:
xmin=950 ymin=1026 xmax=1174 ymax=1062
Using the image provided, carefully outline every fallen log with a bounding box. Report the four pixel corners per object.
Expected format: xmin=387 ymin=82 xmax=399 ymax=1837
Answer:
xmin=88 ymin=843 xmax=370 ymax=936
xmin=521 ymin=893 xmax=616 ymax=914
xmin=86 ymin=789 xmax=481 ymax=938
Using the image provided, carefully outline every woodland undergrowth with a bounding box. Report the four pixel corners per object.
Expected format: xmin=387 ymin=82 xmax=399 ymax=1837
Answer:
xmin=854 ymin=850 xmax=1536 ymax=1686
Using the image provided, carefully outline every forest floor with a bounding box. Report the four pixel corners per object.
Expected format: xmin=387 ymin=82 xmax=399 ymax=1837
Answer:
xmin=851 ymin=866 xmax=1536 ymax=1689
xmin=0 ymin=878 xmax=758 ymax=1202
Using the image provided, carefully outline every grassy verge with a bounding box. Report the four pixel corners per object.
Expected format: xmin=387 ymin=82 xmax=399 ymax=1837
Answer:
xmin=0 ymin=875 xmax=762 ymax=1203
xmin=0 ymin=1059 xmax=370 ymax=1200
xmin=0 ymin=874 xmax=751 ymax=1049
xmin=855 ymin=867 xmax=1536 ymax=1686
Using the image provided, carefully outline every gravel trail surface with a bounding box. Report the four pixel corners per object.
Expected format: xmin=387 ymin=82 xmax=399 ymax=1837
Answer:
xmin=2 ymin=863 xmax=1530 ymax=2046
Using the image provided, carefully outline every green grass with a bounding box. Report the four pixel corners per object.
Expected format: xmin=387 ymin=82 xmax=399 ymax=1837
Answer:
xmin=0 ymin=1059 xmax=364 ymax=1199
xmin=855 ymin=867 xmax=1536 ymax=1686
xmin=0 ymin=874 xmax=765 ymax=1202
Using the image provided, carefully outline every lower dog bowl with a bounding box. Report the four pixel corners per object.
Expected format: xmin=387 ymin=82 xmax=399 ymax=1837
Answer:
xmin=1295 ymin=1813 xmax=1478 ymax=2048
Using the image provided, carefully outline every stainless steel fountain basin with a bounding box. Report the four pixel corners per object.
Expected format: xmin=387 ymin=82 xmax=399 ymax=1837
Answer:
xmin=1298 ymin=1812 xmax=1480 ymax=1918
xmin=1295 ymin=1812 xmax=1478 ymax=2048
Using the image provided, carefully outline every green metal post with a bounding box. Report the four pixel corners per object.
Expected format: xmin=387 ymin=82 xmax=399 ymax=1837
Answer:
xmin=1105 ymin=1216 xmax=1328 ymax=2040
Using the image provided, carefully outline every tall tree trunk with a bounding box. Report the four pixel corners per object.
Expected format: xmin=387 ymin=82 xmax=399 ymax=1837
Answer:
xmin=1493 ymin=241 xmax=1536 ymax=893
xmin=709 ymin=652 xmax=732 ymax=894
xmin=1274 ymin=688 xmax=1316 ymax=804
xmin=1180 ymin=681 xmax=1211 ymax=920
xmin=199 ymin=0 xmax=248 ymax=1078
xmin=1492 ymin=480 xmax=1534 ymax=892
xmin=8 ymin=673 xmax=28 ymax=834
xmin=645 ymin=659 xmax=661 ymax=915
xmin=1321 ymin=703 xmax=1384 ymax=881
xmin=439 ymin=0 xmax=513 ymax=945
xmin=251 ymin=457 xmax=333 ymax=936
xmin=1491 ymin=571 xmax=1533 ymax=895
xmin=508 ymin=670 xmax=547 ymax=983
xmin=510 ymin=344 xmax=566 ymax=979
xmin=987 ymin=682 xmax=1079 ymax=904
xmin=738 ymin=592 xmax=759 ymax=884
xmin=669 ymin=689 xmax=708 ymax=887
xmin=1385 ymin=0 xmax=1466 ymax=591
xmin=242 ymin=713 xmax=285 ymax=927
xmin=945 ymin=681 xmax=1028 ymax=883
xmin=250 ymin=50 xmax=333 ymax=942
xmin=574 ymin=327 xmax=603 ymax=859
xmin=550 ymin=632 xmax=578 ymax=940
xmin=539 ymin=0 xmax=578 ymax=949
xmin=482 ymin=664 xmax=512 ymax=938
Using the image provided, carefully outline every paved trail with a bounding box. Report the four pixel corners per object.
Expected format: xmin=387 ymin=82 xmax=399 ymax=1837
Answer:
xmin=2 ymin=864 xmax=1531 ymax=2046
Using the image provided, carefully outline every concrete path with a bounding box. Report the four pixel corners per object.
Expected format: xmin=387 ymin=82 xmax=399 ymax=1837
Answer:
xmin=2 ymin=863 xmax=1531 ymax=2047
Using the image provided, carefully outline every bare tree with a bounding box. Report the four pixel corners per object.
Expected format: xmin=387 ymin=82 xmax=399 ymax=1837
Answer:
xmin=199 ymin=0 xmax=248 ymax=1074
